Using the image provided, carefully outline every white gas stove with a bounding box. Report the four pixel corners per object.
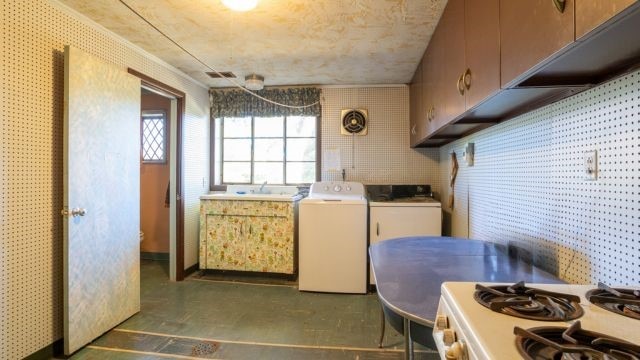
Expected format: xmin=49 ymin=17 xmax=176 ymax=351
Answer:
xmin=433 ymin=281 xmax=640 ymax=359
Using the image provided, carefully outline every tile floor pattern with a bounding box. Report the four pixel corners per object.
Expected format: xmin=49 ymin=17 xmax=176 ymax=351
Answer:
xmin=66 ymin=260 xmax=438 ymax=359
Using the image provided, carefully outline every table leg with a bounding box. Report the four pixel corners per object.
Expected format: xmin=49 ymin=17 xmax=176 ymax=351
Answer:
xmin=403 ymin=318 xmax=414 ymax=360
xmin=378 ymin=305 xmax=386 ymax=348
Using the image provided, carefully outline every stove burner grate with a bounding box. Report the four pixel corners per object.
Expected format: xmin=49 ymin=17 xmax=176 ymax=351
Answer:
xmin=586 ymin=282 xmax=640 ymax=320
xmin=473 ymin=281 xmax=584 ymax=321
xmin=514 ymin=321 xmax=640 ymax=360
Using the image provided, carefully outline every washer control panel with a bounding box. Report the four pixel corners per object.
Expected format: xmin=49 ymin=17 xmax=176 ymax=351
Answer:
xmin=309 ymin=181 xmax=365 ymax=199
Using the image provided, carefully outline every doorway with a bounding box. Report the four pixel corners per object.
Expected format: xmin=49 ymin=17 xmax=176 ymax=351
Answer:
xmin=140 ymin=89 xmax=174 ymax=278
xmin=129 ymin=68 xmax=187 ymax=281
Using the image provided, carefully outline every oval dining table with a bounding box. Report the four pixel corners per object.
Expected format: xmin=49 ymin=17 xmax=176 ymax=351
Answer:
xmin=369 ymin=236 xmax=563 ymax=360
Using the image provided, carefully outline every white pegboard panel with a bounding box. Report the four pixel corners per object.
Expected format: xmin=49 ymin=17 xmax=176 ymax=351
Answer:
xmin=440 ymin=71 xmax=640 ymax=286
xmin=0 ymin=1 xmax=209 ymax=358
xmin=321 ymin=87 xmax=441 ymax=190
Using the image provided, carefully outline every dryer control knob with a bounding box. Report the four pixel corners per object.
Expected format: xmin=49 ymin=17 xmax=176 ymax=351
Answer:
xmin=323 ymin=186 xmax=329 ymax=191
xmin=442 ymin=329 xmax=456 ymax=346
xmin=333 ymin=185 xmax=342 ymax=192
xmin=345 ymin=185 xmax=352 ymax=191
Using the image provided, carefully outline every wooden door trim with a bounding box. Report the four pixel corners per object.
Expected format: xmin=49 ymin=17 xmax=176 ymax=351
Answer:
xmin=127 ymin=68 xmax=186 ymax=281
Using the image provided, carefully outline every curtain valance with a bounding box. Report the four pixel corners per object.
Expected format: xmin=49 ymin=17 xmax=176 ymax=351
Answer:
xmin=209 ymin=87 xmax=321 ymax=118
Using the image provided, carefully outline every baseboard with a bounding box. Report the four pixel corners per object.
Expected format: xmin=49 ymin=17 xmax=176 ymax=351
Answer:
xmin=24 ymin=338 xmax=64 ymax=360
xmin=184 ymin=263 xmax=199 ymax=277
xmin=140 ymin=252 xmax=170 ymax=261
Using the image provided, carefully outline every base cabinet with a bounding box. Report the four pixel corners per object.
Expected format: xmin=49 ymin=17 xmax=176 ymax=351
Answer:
xmin=199 ymin=200 xmax=297 ymax=274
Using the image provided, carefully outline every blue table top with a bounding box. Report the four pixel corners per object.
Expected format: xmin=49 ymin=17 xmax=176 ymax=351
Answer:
xmin=369 ymin=236 xmax=563 ymax=327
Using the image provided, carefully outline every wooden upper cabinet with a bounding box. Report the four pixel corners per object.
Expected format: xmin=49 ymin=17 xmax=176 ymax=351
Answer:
xmin=500 ymin=0 xmax=575 ymax=88
xmin=409 ymin=63 xmax=423 ymax=146
xmin=575 ymin=0 xmax=636 ymax=39
xmin=464 ymin=0 xmax=500 ymax=110
xmin=439 ymin=0 xmax=466 ymax=125
xmin=426 ymin=23 xmax=445 ymax=132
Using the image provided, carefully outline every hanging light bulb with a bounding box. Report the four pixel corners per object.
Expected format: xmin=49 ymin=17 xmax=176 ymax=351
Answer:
xmin=221 ymin=0 xmax=258 ymax=12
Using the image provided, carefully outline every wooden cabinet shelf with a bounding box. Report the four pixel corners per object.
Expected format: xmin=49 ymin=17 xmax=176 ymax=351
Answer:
xmin=410 ymin=0 xmax=640 ymax=148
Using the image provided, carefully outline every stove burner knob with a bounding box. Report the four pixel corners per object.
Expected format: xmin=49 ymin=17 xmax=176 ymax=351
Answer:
xmin=445 ymin=340 xmax=467 ymax=360
xmin=333 ymin=185 xmax=342 ymax=192
xmin=435 ymin=315 xmax=449 ymax=330
xmin=442 ymin=329 xmax=456 ymax=346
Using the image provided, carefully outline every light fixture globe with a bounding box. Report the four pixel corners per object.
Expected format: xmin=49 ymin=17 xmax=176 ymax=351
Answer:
xmin=221 ymin=0 xmax=258 ymax=12
xmin=245 ymin=74 xmax=264 ymax=91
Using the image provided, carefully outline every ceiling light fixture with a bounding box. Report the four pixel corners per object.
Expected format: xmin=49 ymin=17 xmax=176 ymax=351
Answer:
xmin=221 ymin=0 xmax=258 ymax=12
xmin=245 ymin=74 xmax=264 ymax=90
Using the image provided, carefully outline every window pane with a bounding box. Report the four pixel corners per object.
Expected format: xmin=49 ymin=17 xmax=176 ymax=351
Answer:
xmin=253 ymin=162 xmax=283 ymax=184
xmin=286 ymin=162 xmax=315 ymax=184
xmin=254 ymin=139 xmax=283 ymax=161
xmin=141 ymin=112 xmax=166 ymax=163
xmin=223 ymin=139 xmax=251 ymax=161
xmin=287 ymin=138 xmax=315 ymax=161
xmin=223 ymin=162 xmax=251 ymax=183
xmin=287 ymin=116 xmax=316 ymax=137
xmin=255 ymin=117 xmax=283 ymax=137
xmin=223 ymin=117 xmax=251 ymax=137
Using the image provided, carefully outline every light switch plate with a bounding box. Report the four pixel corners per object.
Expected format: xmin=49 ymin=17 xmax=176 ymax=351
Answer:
xmin=584 ymin=150 xmax=597 ymax=180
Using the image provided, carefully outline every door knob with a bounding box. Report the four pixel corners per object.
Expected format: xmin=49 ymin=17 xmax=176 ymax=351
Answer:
xmin=71 ymin=208 xmax=87 ymax=217
xmin=61 ymin=207 xmax=87 ymax=217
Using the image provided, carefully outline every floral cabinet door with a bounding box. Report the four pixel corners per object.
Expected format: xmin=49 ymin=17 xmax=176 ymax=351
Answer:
xmin=204 ymin=215 xmax=246 ymax=270
xmin=245 ymin=215 xmax=294 ymax=273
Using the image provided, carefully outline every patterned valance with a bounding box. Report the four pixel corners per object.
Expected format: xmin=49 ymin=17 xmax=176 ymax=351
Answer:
xmin=209 ymin=87 xmax=321 ymax=119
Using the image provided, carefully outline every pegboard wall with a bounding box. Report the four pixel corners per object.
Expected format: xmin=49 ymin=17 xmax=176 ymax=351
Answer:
xmin=439 ymin=71 xmax=640 ymax=286
xmin=321 ymin=87 xmax=441 ymax=189
xmin=0 ymin=1 xmax=209 ymax=358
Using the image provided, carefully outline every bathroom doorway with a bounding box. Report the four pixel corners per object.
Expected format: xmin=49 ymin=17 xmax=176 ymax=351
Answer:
xmin=140 ymin=88 xmax=174 ymax=279
xmin=129 ymin=68 xmax=187 ymax=281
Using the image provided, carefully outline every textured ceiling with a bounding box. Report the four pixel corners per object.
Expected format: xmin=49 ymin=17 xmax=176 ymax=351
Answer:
xmin=59 ymin=0 xmax=447 ymax=87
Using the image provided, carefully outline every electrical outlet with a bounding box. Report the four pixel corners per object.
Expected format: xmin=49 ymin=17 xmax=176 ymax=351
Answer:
xmin=584 ymin=150 xmax=597 ymax=180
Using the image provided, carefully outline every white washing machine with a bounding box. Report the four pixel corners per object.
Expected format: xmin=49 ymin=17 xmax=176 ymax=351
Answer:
xmin=298 ymin=181 xmax=367 ymax=294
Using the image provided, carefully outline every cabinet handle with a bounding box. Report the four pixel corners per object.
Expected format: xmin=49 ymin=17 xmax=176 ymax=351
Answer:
xmin=430 ymin=106 xmax=435 ymax=121
xmin=411 ymin=124 xmax=417 ymax=135
xmin=376 ymin=222 xmax=380 ymax=236
xmin=457 ymin=73 xmax=465 ymax=96
xmin=463 ymin=68 xmax=472 ymax=90
xmin=249 ymin=225 xmax=252 ymax=235
xmin=553 ymin=0 xmax=566 ymax=13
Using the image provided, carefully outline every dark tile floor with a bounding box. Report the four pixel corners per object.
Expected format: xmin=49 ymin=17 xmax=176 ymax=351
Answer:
xmin=70 ymin=260 xmax=439 ymax=359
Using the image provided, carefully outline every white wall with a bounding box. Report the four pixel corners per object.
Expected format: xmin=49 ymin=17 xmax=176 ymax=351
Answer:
xmin=439 ymin=71 xmax=640 ymax=286
xmin=321 ymin=87 xmax=441 ymax=190
xmin=0 ymin=1 xmax=209 ymax=358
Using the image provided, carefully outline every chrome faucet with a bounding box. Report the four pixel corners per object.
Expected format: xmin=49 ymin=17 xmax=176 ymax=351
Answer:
xmin=259 ymin=181 xmax=267 ymax=194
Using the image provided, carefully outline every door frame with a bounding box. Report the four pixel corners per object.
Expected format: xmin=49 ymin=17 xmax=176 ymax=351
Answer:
xmin=128 ymin=68 xmax=187 ymax=281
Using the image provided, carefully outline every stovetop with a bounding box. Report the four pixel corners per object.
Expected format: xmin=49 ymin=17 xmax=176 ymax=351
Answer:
xmin=514 ymin=321 xmax=640 ymax=360
xmin=586 ymin=282 xmax=640 ymax=320
xmin=474 ymin=281 xmax=584 ymax=321
xmin=435 ymin=282 xmax=640 ymax=360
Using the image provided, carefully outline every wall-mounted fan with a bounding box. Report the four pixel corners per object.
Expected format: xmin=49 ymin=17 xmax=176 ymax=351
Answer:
xmin=340 ymin=109 xmax=368 ymax=136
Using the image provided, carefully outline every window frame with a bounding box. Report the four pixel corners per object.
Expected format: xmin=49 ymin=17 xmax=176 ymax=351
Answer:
xmin=141 ymin=110 xmax=168 ymax=164
xmin=217 ymin=115 xmax=319 ymax=186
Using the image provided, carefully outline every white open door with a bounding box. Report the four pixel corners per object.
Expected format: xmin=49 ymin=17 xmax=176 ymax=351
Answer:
xmin=63 ymin=46 xmax=141 ymax=355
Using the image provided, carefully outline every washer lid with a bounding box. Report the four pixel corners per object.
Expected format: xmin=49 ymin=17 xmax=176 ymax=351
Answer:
xmin=301 ymin=198 xmax=367 ymax=205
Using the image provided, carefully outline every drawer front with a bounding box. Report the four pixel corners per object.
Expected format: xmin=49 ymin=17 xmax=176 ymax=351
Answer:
xmin=201 ymin=199 xmax=293 ymax=217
